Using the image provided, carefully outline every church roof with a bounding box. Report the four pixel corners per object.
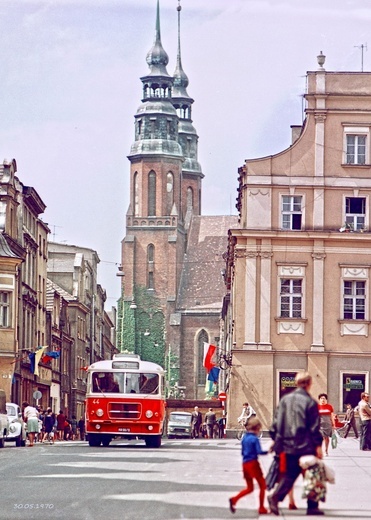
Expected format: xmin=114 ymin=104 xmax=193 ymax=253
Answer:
xmin=177 ymin=215 xmax=238 ymax=312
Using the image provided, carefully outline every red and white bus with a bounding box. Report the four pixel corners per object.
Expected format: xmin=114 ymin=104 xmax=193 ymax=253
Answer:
xmin=85 ymin=354 xmax=166 ymax=448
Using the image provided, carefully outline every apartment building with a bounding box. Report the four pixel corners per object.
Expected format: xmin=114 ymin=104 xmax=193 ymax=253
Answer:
xmin=225 ymin=54 xmax=371 ymax=430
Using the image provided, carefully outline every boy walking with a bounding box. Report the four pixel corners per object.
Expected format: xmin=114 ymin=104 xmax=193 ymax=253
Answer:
xmin=229 ymin=417 xmax=268 ymax=515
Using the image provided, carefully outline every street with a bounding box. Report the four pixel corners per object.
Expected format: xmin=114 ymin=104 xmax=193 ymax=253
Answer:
xmin=1 ymin=436 xmax=371 ymax=520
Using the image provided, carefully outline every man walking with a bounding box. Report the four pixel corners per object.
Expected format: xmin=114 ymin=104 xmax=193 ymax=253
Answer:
xmin=204 ymin=408 xmax=217 ymax=439
xmin=358 ymin=392 xmax=371 ymax=450
xmin=268 ymin=372 xmax=324 ymax=516
xmin=191 ymin=406 xmax=202 ymax=438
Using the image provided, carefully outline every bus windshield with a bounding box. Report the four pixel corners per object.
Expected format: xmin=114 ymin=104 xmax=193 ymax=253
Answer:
xmin=91 ymin=371 xmax=160 ymax=395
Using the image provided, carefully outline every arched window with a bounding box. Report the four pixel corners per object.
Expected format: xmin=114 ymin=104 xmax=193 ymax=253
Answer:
xmin=148 ymin=171 xmax=156 ymax=216
xmin=197 ymin=329 xmax=209 ymax=385
xmin=147 ymin=244 xmax=154 ymax=262
xmin=147 ymin=244 xmax=154 ymax=289
xmin=187 ymin=187 xmax=193 ymax=212
xmin=166 ymin=172 xmax=174 ymax=214
xmin=134 ymin=172 xmax=139 ymax=217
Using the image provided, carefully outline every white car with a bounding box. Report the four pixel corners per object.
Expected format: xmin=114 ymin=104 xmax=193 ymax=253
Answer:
xmin=6 ymin=403 xmax=26 ymax=447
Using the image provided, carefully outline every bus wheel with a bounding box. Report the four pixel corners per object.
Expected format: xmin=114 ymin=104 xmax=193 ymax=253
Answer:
xmin=145 ymin=435 xmax=161 ymax=448
xmin=88 ymin=434 xmax=102 ymax=447
xmin=101 ymin=437 xmax=111 ymax=447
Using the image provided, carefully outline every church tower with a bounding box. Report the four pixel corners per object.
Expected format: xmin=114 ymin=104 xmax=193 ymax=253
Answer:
xmin=172 ymin=1 xmax=203 ymax=229
xmin=119 ymin=0 xmax=201 ymax=375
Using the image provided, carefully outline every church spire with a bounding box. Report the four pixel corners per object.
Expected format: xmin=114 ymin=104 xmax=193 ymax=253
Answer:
xmin=145 ymin=0 xmax=170 ymax=78
xmin=171 ymin=0 xmax=203 ymax=213
xmin=173 ymin=1 xmax=190 ymax=100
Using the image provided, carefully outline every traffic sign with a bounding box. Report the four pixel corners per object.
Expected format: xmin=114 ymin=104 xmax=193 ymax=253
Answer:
xmin=33 ymin=390 xmax=42 ymax=400
xmin=218 ymin=392 xmax=227 ymax=401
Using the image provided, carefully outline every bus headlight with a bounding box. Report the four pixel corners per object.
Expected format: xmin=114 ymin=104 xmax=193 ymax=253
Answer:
xmin=95 ymin=424 xmax=101 ymax=430
xmin=96 ymin=409 xmax=104 ymax=417
xmin=145 ymin=410 xmax=153 ymax=418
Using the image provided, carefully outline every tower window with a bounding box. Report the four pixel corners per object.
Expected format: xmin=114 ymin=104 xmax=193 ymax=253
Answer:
xmin=148 ymin=171 xmax=156 ymax=217
xmin=167 ymin=172 xmax=174 ymax=214
xmin=197 ymin=329 xmax=209 ymax=385
xmin=147 ymin=244 xmax=154 ymax=289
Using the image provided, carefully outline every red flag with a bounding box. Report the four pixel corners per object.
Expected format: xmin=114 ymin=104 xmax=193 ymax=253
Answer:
xmin=203 ymin=343 xmax=216 ymax=372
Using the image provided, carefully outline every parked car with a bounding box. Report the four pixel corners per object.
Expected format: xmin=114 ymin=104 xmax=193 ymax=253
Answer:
xmin=167 ymin=411 xmax=192 ymax=439
xmin=6 ymin=403 xmax=26 ymax=447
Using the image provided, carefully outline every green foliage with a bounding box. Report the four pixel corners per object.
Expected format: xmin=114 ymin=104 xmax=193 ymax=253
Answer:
xmin=131 ymin=286 xmax=165 ymax=367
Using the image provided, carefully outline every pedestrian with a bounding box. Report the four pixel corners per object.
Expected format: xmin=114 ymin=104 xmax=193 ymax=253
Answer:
xmin=56 ymin=410 xmax=66 ymax=440
xmin=63 ymin=418 xmax=71 ymax=440
xmin=229 ymin=417 xmax=268 ymax=515
xmin=204 ymin=408 xmax=217 ymax=439
xmin=343 ymin=403 xmax=358 ymax=439
xmin=358 ymin=392 xmax=371 ymax=451
xmin=268 ymin=371 xmax=324 ymax=516
xmin=22 ymin=401 xmax=39 ymax=447
xmin=237 ymin=401 xmax=256 ymax=426
xmin=78 ymin=416 xmax=85 ymax=440
xmin=318 ymin=393 xmax=335 ymax=456
xmin=70 ymin=415 xmax=78 ymax=440
xmin=191 ymin=406 xmax=202 ymax=438
xmin=217 ymin=415 xmax=226 ymax=438
xmin=42 ymin=408 xmax=56 ymax=444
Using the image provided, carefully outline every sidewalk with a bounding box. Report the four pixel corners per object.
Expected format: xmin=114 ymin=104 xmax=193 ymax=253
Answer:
xmin=259 ymin=436 xmax=371 ymax=518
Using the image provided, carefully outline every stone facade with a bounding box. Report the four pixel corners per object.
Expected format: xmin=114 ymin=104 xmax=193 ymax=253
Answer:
xmin=225 ymin=55 xmax=371 ymax=432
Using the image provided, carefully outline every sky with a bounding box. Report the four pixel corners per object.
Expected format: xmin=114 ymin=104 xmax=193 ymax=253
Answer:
xmin=0 ymin=0 xmax=369 ymax=307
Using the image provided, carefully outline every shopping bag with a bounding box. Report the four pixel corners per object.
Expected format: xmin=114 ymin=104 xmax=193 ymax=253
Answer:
xmin=331 ymin=432 xmax=337 ymax=449
xmin=302 ymin=463 xmax=327 ymax=503
xmin=266 ymin=455 xmax=280 ymax=490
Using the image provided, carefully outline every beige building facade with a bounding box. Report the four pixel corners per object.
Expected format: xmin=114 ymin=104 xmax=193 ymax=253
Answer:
xmin=225 ymin=55 xmax=371 ymax=431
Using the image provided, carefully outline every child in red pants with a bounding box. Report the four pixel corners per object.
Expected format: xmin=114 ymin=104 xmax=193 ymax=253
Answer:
xmin=229 ymin=417 xmax=268 ymax=515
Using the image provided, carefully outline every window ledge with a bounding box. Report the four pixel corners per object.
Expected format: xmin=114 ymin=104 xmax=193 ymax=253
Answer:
xmin=275 ymin=317 xmax=308 ymax=322
xmin=341 ymin=163 xmax=371 ymax=168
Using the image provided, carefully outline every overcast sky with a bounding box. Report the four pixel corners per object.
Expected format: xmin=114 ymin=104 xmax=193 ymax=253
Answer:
xmin=0 ymin=0 xmax=369 ymax=306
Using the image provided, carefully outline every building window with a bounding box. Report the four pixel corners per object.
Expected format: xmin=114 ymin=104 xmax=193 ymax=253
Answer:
xmin=197 ymin=329 xmax=209 ymax=385
xmin=147 ymin=244 xmax=154 ymax=262
xmin=166 ymin=172 xmax=174 ymax=214
xmin=343 ymin=281 xmax=365 ymax=319
xmin=280 ymin=279 xmax=302 ymax=318
xmin=148 ymin=171 xmax=156 ymax=216
xmin=134 ymin=172 xmax=139 ymax=217
xmin=282 ymin=195 xmax=302 ymax=230
xmin=346 ymin=135 xmax=366 ymax=165
xmin=147 ymin=244 xmax=154 ymax=289
xmin=345 ymin=197 xmax=366 ymax=230
xmin=0 ymin=292 xmax=10 ymax=327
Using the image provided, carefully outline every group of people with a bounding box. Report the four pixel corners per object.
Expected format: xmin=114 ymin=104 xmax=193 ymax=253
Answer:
xmin=190 ymin=406 xmax=225 ymax=439
xmin=229 ymin=372 xmax=371 ymax=517
xmin=21 ymin=402 xmax=85 ymax=446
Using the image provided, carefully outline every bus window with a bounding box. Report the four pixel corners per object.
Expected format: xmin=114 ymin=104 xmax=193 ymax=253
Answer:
xmin=139 ymin=373 xmax=159 ymax=394
xmin=91 ymin=371 xmax=159 ymax=394
xmin=92 ymin=372 xmax=119 ymax=393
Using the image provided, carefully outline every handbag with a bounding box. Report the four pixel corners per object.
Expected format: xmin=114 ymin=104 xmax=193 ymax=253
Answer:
xmin=265 ymin=455 xmax=280 ymax=490
xmin=331 ymin=431 xmax=337 ymax=449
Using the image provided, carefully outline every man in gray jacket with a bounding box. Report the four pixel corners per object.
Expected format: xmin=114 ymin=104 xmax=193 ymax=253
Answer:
xmin=268 ymin=372 xmax=324 ymax=516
